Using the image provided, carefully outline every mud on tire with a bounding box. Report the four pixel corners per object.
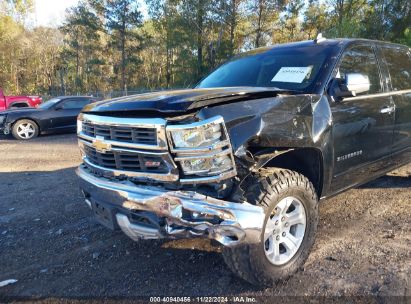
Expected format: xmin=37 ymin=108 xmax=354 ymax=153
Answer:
xmin=223 ymin=168 xmax=319 ymax=287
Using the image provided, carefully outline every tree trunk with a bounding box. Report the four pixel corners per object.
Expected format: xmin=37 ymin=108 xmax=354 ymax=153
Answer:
xmin=166 ymin=47 xmax=171 ymax=88
xmin=121 ymin=25 xmax=127 ymax=95
xmin=60 ymin=68 xmax=66 ymax=95
xmin=255 ymin=0 xmax=264 ymax=48
xmin=76 ymin=40 xmax=80 ymax=94
xmin=229 ymin=0 xmax=237 ymax=57
xmin=197 ymin=0 xmax=204 ymax=79
xmin=337 ymin=0 xmax=344 ymax=36
xmin=165 ymin=4 xmax=171 ymax=88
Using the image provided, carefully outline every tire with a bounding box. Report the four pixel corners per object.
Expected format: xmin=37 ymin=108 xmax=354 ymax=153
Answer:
xmin=12 ymin=119 xmax=39 ymax=140
xmin=223 ymin=168 xmax=319 ymax=287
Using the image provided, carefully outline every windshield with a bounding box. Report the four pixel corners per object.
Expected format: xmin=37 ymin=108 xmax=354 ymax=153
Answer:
xmin=38 ymin=97 xmax=61 ymax=109
xmin=197 ymin=44 xmax=331 ymax=92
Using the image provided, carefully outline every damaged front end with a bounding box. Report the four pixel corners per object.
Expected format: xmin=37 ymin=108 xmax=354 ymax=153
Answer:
xmin=76 ymin=113 xmax=265 ymax=247
xmin=0 ymin=114 xmax=10 ymax=135
xmin=78 ymin=165 xmax=264 ymax=246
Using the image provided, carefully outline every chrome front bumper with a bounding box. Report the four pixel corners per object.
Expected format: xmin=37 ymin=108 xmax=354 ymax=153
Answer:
xmin=77 ymin=165 xmax=265 ymax=247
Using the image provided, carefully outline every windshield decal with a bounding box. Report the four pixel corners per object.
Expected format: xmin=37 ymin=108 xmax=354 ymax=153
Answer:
xmin=271 ymin=66 xmax=313 ymax=83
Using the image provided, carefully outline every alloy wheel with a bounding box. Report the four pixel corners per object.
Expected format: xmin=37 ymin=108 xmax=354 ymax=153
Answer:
xmin=264 ymin=196 xmax=307 ymax=265
xmin=17 ymin=122 xmax=36 ymax=139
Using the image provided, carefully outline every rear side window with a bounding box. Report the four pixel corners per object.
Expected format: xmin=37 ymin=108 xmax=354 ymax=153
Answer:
xmin=337 ymin=45 xmax=382 ymax=95
xmin=380 ymin=46 xmax=411 ymax=91
xmin=61 ymin=98 xmax=90 ymax=109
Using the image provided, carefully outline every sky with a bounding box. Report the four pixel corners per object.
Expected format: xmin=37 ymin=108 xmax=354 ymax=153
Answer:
xmin=34 ymin=0 xmax=148 ymax=27
xmin=33 ymin=0 xmax=308 ymax=28
xmin=34 ymin=0 xmax=79 ymax=27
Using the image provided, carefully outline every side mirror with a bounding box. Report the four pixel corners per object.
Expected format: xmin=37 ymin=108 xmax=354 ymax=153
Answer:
xmin=54 ymin=105 xmax=63 ymax=110
xmin=345 ymin=73 xmax=370 ymax=95
xmin=329 ymin=73 xmax=371 ymax=101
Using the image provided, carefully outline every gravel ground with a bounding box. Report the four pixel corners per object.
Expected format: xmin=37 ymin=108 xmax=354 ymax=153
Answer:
xmin=0 ymin=133 xmax=410 ymax=302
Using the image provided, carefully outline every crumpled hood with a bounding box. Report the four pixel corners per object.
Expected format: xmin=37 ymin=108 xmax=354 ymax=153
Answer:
xmin=82 ymin=87 xmax=296 ymax=115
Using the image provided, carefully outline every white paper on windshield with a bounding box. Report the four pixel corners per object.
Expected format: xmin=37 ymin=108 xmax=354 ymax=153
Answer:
xmin=271 ymin=67 xmax=312 ymax=83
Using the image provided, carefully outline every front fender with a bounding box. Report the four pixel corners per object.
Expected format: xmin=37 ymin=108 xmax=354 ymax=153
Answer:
xmin=197 ymin=94 xmax=334 ymax=197
xmin=198 ymin=94 xmax=331 ymax=149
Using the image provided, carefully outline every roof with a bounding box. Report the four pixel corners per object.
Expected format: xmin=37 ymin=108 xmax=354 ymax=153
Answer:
xmin=54 ymin=96 xmax=95 ymax=99
xmin=263 ymin=38 xmax=409 ymax=50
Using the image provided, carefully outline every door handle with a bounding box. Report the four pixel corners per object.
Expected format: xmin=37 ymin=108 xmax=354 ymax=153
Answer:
xmin=380 ymin=105 xmax=395 ymax=114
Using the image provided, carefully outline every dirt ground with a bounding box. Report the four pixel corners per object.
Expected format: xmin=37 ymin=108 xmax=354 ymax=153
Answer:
xmin=0 ymin=133 xmax=410 ymax=302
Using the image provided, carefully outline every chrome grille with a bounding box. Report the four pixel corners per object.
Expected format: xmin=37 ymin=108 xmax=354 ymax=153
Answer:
xmin=78 ymin=114 xmax=178 ymax=182
xmin=83 ymin=121 xmax=157 ymax=145
xmin=77 ymin=113 xmax=237 ymax=184
xmin=83 ymin=145 xmax=168 ymax=173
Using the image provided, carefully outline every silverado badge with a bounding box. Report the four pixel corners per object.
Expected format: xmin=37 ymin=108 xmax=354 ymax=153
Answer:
xmin=92 ymin=136 xmax=111 ymax=153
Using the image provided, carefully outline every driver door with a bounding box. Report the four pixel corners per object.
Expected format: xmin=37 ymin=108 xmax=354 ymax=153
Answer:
xmin=49 ymin=98 xmax=91 ymax=130
xmin=329 ymin=43 xmax=396 ymax=192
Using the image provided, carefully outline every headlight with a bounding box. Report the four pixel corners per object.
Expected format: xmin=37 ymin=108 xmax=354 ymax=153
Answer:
xmin=167 ymin=116 xmax=237 ymax=178
xmin=77 ymin=119 xmax=82 ymax=134
xmin=0 ymin=115 xmax=5 ymax=125
xmin=179 ymin=153 xmax=233 ymax=175
xmin=169 ymin=123 xmax=222 ymax=149
xmin=167 ymin=116 xmax=225 ymax=149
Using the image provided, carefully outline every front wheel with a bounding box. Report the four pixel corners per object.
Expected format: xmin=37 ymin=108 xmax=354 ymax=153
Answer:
xmin=223 ymin=168 xmax=319 ymax=286
xmin=12 ymin=119 xmax=39 ymax=140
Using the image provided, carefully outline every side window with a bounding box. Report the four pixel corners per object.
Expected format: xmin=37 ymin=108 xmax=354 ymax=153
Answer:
xmin=337 ymin=45 xmax=382 ymax=95
xmin=381 ymin=46 xmax=411 ymax=91
xmin=60 ymin=98 xmax=90 ymax=109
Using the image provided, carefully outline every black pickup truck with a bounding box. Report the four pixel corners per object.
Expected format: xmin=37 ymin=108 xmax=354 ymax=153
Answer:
xmin=76 ymin=37 xmax=411 ymax=286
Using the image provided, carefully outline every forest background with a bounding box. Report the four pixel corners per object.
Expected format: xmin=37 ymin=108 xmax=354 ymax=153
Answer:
xmin=1 ymin=0 xmax=410 ymax=98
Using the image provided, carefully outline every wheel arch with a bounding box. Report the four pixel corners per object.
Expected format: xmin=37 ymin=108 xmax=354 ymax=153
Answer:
xmin=9 ymin=101 xmax=30 ymax=108
xmin=254 ymin=147 xmax=324 ymax=198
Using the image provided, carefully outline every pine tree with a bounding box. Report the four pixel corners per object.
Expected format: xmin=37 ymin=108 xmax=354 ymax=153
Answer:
xmin=60 ymin=1 xmax=103 ymax=94
xmin=105 ymin=0 xmax=144 ymax=94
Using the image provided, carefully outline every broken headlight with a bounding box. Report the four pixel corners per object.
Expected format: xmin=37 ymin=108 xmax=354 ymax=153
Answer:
xmin=167 ymin=116 xmax=237 ymax=178
xmin=168 ymin=120 xmax=222 ymax=149
xmin=179 ymin=153 xmax=233 ymax=175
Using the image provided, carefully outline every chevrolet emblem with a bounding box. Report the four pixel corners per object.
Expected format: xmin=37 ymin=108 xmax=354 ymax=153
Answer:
xmin=92 ymin=136 xmax=111 ymax=153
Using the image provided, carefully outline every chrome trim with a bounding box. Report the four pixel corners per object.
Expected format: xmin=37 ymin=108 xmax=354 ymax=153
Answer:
xmin=79 ymin=113 xmax=168 ymax=150
xmin=116 ymin=214 xmax=163 ymax=240
xmin=180 ymin=170 xmax=237 ymax=184
xmin=380 ymin=105 xmax=396 ymax=114
xmin=81 ymin=113 xmax=167 ymax=128
xmin=85 ymin=198 xmax=92 ymax=209
xmin=83 ymin=157 xmax=179 ymax=182
xmin=344 ymin=89 xmax=411 ymax=101
xmin=174 ymin=148 xmax=232 ymax=161
xmin=77 ymin=165 xmax=264 ymax=246
xmin=78 ymin=132 xmax=167 ymax=151
xmin=79 ymin=139 xmax=171 ymax=156
xmin=78 ymin=114 xmax=179 ymax=182
xmin=78 ymin=114 xmax=237 ymax=184
xmin=170 ymin=140 xmax=231 ymax=154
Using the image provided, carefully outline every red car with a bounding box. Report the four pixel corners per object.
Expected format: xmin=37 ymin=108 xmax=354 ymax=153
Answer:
xmin=0 ymin=88 xmax=42 ymax=111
